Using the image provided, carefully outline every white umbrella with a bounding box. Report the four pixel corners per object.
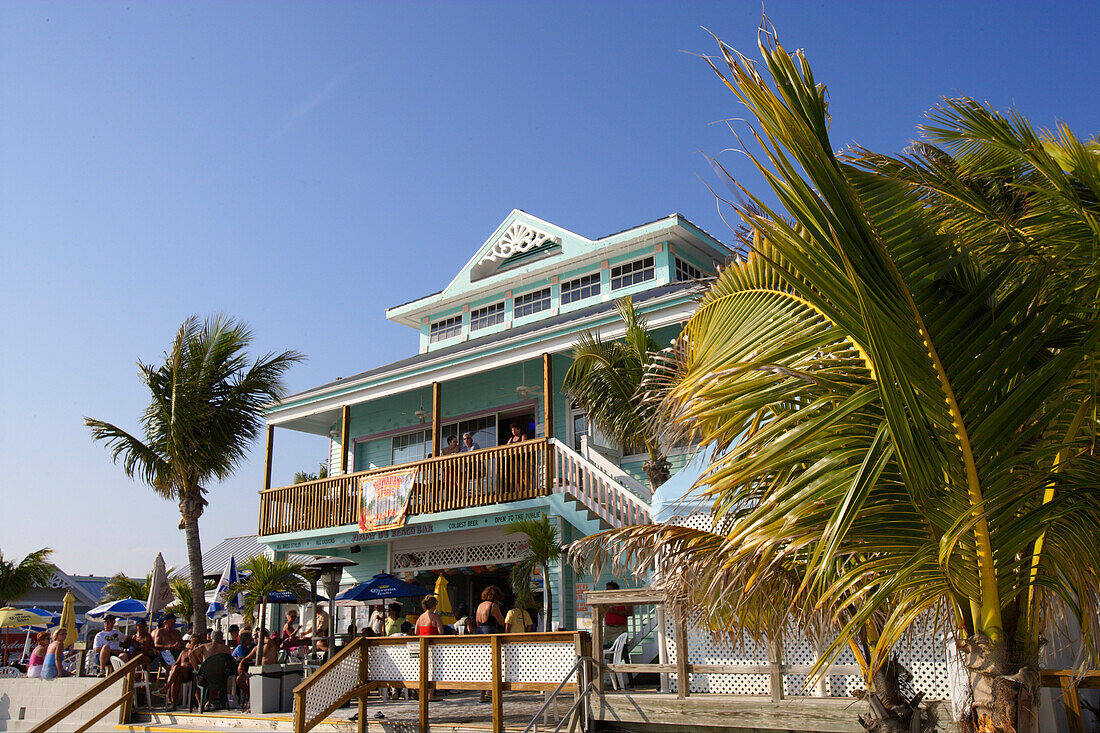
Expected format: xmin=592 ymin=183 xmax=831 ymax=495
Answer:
xmin=206 ymin=556 xmax=242 ymax=621
xmin=146 ymin=553 xmax=174 ymax=620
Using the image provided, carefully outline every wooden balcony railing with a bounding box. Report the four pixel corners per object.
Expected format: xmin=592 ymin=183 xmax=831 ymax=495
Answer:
xmin=259 ymin=439 xmax=549 ymax=536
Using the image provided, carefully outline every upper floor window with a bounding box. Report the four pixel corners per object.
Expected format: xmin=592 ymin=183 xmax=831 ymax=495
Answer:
xmin=513 ymin=288 xmax=551 ymax=319
xmin=470 ymin=302 xmax=505 ymax=332
xmin=560 ymin=273 xmax=601 ymax=305
xmin=429 ymin=315 xmax=462 ymax=343
xmin=610 ymin=256 xmax=655 ymax=290
xmin=392 ymin=429 xmax=430 ymax=464
xmin=675 ymin=257 xmax=703 ymax=282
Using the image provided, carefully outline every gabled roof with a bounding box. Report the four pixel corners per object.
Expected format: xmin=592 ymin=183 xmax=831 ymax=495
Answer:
xmin=385 ymin=210 xmax=727 ymax=328
xmin=181 ymin=534 xmax=314 ymax=578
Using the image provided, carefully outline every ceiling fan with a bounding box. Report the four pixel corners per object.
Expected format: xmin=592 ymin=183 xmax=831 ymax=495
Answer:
xmin=514 ymin=361 xmax=541 ymax=400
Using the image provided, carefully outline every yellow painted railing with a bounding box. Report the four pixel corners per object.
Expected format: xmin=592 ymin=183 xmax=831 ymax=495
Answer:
xmin=259 ymin=439 xmax=549 ymax=536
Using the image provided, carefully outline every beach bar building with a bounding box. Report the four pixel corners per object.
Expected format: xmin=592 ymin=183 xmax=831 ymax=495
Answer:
xmin=255 ymin=210 xmax=729 ymax=629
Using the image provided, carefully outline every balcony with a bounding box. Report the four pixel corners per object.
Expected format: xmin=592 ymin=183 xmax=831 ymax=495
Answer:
xmin=257 ymin=438 xmax=650 ymax=537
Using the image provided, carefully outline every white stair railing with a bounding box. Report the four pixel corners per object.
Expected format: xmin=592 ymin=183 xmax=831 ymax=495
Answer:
xmin=549 ymin=439 xmax=651 ymax=528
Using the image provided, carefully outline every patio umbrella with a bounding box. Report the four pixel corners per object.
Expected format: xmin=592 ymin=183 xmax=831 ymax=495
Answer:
xmin=146 ymin=553 xmax=174 ymax=621
xmin=265 ymin=589 xmax=327 ymax=604
xmin=207 ymin=556 xmax=242 ymax=620
xmin=335 ymin=573 xmax=430 ymax=606
xmin=60 ymin=593 xmax=78 ymax=649
xmin=85 ymin=598 xmax=149 ymax=620
xmin=0 ymin=607 xmax=54 ymax=628
xmin=434 ymin=574 xmax=454 ymax=625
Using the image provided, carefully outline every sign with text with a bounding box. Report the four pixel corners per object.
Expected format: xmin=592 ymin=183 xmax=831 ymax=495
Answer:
xmin=574 ymin=582 xmax=593 ymax=631
xmin=359 ymin=468 xmax=418 ymax=532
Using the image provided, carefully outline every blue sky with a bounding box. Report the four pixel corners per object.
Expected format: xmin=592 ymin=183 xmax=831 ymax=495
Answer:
xmin=2 ymin=1 xmax=1097 ymax=578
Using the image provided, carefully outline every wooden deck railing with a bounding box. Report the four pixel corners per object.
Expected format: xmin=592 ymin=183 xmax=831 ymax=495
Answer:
xmin=28 ymin=654 xmax=140 ymax=733
xmin=259 ymin=439 xmax=549 ymax=536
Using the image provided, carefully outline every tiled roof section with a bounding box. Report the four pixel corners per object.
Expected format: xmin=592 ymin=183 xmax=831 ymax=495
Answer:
xmin=282 ymin=280 xmax=703 ymax=402
xmin=178 ymin=534 xmax=314 ymax=578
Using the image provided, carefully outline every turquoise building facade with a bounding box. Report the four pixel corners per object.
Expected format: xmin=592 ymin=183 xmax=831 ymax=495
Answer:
xmin=256 ymin=210 xmax=729 ymax=630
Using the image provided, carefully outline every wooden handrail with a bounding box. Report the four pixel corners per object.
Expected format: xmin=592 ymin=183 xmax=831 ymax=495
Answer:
xmin=28 ymin=654 xmax=141 ymax=733
xmin=293 ymin=636 xmax=365 ymax=732
xmin=1040 ymin=670 xmax=1100 ymax=733
xmin=259 ymin=439 xmax=550 ymax=536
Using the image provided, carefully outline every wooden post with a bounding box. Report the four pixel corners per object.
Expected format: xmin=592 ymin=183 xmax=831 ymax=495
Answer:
xmin=1061 ymin=676 xmax=1084 ymax=733
xmin=419 ymin=636 xmax=430 ymax=733
xmin=340 ymin=405 xmax=351 ymax=474
xmin=358 ymin=637 xmax=369 ymax=733
xmin=490 ymin=634 xmax=504 ymax=733
xmin=542 ymin=352 xmax=553 ymax=439
xmin=120 ymin=667 xmax=134 ymax=724
xmin=294 ymin=685 xmax=306 ymax=732
xmin=592 ymin=603 xmax=605 ymax=693
xmin=431 ymin=381 xmax=442 ymax=457
xmin=263 ymin=425 xmax=274 ymax=492
xmin=674 ymin=610 xmax=690 ymax=699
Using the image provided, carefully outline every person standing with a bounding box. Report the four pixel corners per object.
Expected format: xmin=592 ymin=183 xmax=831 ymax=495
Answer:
xmin=603 ymin=581 xmax=632 ymax=646
xmin=504 ymin=602 xmax=533 ymax=633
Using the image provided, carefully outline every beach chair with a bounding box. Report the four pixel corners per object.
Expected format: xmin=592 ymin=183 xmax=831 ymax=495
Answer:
xmin=110 ymin=656 xmax=153 ymax=709
xmin=193 ymin=653 xmax=235 ymax=712
xmin=0 ymin=666 xmax=22 ymax=677
xmin=603 ymin=632 xmax=630 ymax=690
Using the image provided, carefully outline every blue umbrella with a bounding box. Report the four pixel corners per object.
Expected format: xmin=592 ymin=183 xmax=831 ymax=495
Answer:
xmin=335 ymin=573 xmax=430 ymax=605
xmin=206 ymin=556 xmax=243 ymax=620
xmin=85 ymin=598 xmax=148 ymax=620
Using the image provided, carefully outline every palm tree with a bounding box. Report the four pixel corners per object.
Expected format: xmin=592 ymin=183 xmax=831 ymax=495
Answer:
xmin=85 ymin=315 xmax=303 ymax=638
xmin=572 ymin=29 xmax=1099 ymax=733
xmin=0 ymin=548 xmax=55 ymax=606
xmin=100 ymin=572 xmax=151 ymax=602
xmin=294 ymin=462 xmax=329 ymax=485
xmin=227 ymin=555 xmax=310 ymax=664
xmin=505 ymin=514 xmax=562 ymax=632
xmin=562 ymin=296 xmax=671 ymax=491
xmin=166 ymin=577 xmax=216 ymax=621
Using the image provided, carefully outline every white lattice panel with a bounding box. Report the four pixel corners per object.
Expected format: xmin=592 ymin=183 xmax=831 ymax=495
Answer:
xmin=665 ymin=614 xmax=771 ymax=695
xmin=432 ymin=643 xmax=491 ymax=681
xmin=468 ymin=542 xmax=506 ymax=563
xmin=305 ymin=648 xmax=362 ymax=716
xmin=826 ymin=642 xmax=863 ymax=696
xmin=503 ymin=642 xmax=576 ymax=683
xmin=895 ymin=633 xmax=952 ymax=702
xmin=367 ymin=644 xmax=419 ymax=681
xmin=783 ymin=635 xmax=815 ymax=696
xmin=428 ymin=546 xmax=465 ymax=566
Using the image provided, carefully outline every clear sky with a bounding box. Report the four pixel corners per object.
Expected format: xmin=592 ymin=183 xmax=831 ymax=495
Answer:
xmin=2 ymin=1 xmax=1097 ymax=579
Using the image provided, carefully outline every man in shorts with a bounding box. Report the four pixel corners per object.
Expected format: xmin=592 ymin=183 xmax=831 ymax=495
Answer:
xmin=153 ymin=613 xmax=185 ymax=668
xmin=93 ymin=616 xmax=127 ymax=674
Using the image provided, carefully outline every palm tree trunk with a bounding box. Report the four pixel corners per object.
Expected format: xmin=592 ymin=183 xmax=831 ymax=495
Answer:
xmin=642 ymin=448 xmax=670 ymax=493
xmin=180 ymin=493 xmax=207 ymax=638
xmin=963 ymin=635 xmax=1040 ymax=733
xmin=256 ymin=601 xmax=267 ymax=665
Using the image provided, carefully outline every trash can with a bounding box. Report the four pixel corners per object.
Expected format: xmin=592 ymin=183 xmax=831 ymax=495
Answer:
xmin=249 ymin=664 xmax=283 ymax=714
xmin=280 ymin=664 xmax=304 ymax=712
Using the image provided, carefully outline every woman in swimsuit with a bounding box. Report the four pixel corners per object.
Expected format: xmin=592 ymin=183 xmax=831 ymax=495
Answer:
xmin=475 ymin=586 xmax=508 ymax=702
xmin=416 ymin=595 xmax=445 ymax=636
xmin=27 ymin=631 xmax=49 ymax=678
xmin=41 ymin=628 xmax=69 ymax=680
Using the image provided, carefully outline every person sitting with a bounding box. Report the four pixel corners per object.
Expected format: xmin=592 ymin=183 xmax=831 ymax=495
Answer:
xmin=26 ymin=631 xmax=49 ymax=678
xmin=227 ymin=624 xmax=240 ymax=648
xmin=416 ymin=595 xmax=445 ymax=636
xmin=200 ymin=629 xmax=233 ymax=659
xmin=383 ymin=603 xmax=404 ymax=636
xmin=281 ymin=609 xmax=305 ymax=650
xmin=307 ymin=608 xmax=330 ymax=655
xmin=165 ymin=637 xmax=202 ymax=711
xmin=94 ymin=616 xmax=128 ymax=675
xmin=153 ymin=614 xmax=185 ymax=668
xmin=231 ymin=629 xmax=255 ymax=660
xmin=42 ymin=628 xmax=70 ymax=680
xmin=236 ymin=629 xmax=278 ymax=701
xmin=440 ymin=434 xmax=461 ymax=455
xmin=451 ymin=603 xmax=474 ymax=635
xmin=130 ymin=619 xmax=159 ymax=672
xmin=460 ymin=432 xmax=481 ymax=452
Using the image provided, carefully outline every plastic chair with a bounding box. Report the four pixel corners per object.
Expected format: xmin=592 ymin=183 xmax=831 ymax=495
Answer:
xmin=193 ymin=653 xmax=235 ymax=712
xmin=603 ymin=632 xmax=629 ymax=690
xmin=0 ymin=666 xmax=22 ymax=677
xmin=110 ymin=657 xmax=153 ymax=708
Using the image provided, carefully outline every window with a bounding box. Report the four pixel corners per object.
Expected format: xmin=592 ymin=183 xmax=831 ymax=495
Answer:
xmin=675 ymin=257 xmax=703 ymax=282
xmin=513 ymin=288 xmax=551 ymax=318
xmin=392 ymin=429 xmax=430 ymax=464
xmin=469 ymin=302 xmax=504 ymax=332
xmin=560 ymin=273 xmax=601 ymax=305
xmin=441 ymin=415 xmax=496 ymax=452
xmin=429 ymin=315 xmax=462 ymax=343
xmin=610 ymin=256 xmax=654 ymax=290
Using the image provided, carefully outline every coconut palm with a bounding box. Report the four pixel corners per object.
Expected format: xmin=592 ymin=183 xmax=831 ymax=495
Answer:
xmin=294 ymin=462 xmax=329 ymax=485
xmin=85 ymin=315 xmax=303 ymax=638
xmin=505 ymin=514 xmax=562 ymax=631
xmin=227 ymin=555 xmax=310 ymax=664
xmin=562 ymin=296 xmax=671 ymax=491
xmin=0 ymin=548 xmax=55 ymax=607
xmin=572 ymin=30 xmax=1099 ymax=733
xmin=100 ymin=572 xmax=151 ymax=602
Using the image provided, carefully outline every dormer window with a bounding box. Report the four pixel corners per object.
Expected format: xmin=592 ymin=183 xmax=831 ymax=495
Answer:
xmin=429 ymin=315 xmax=463 ymax=344
xmin=611 ymin=256 xmax=654 ymax=290
xmin=513 ymin=288 xmax=551 ymax=319
xmin=560 ymin=273 xmax=601 ymax=305
xmin=470 ymin=302 xmax=505 ymax=332
xmin=675 ymin=257 xmax=703 ymax=282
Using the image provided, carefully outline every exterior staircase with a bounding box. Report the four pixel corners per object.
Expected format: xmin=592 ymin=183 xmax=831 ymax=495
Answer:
xmin=548 ymin=438 xmax=651 ymax=530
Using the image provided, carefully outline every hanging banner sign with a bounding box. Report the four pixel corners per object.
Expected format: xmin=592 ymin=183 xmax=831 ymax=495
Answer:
xmin=359 ymin=468 xmax=419 ymax=533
